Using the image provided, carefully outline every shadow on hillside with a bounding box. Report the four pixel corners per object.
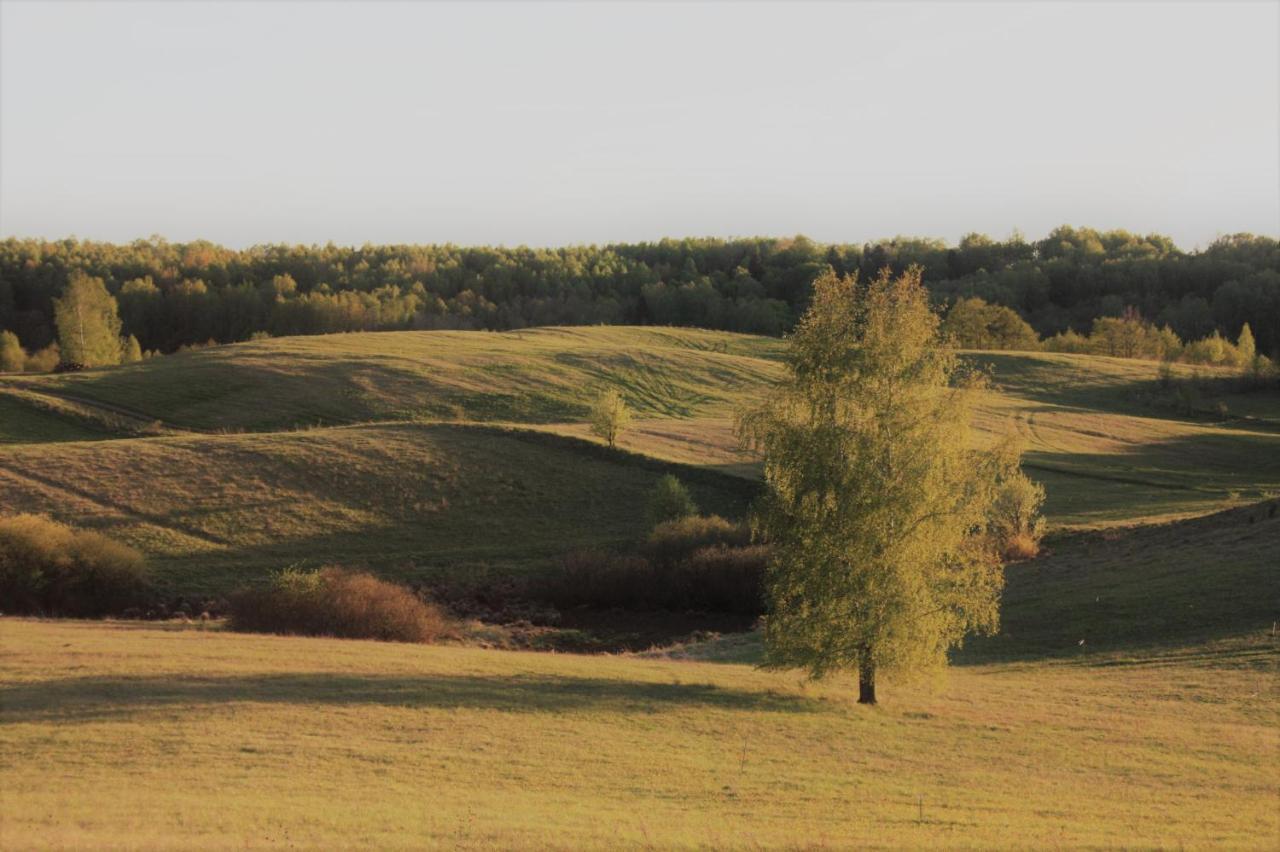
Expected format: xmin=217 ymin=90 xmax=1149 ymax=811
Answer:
xmin=1021 ymin=427 xmax=1280 ymax=524
xmin=0 ymin=670 xmax=818 ymax=725
xmin=972 ymin=352 xmax=1280 ymax=432
xmin=954 ymin=498 xmax=1280 ymax=666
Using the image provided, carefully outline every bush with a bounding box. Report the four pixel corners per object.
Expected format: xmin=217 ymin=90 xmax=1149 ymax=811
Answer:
xmin=680 ymin=544 xmax=769 ymax=613
xmin=642 ymin=514 xmax=750 ymax=564
xmin=542 ymin=514 xmax=766 ymax=615
xmin=228 ymin=567 xmax=454 ymax=643
xmin=542 ymin=550 xmax=659 ymax=610
xmin=646 ymin=474 xmax=698 ymax=527
xmin=24 ymin=343 xmax=60 ymax=373
xmin=989 ymin=473 xmax=1046 ymax=560
xmin=0 ymin=331 xmax=25 ymax=372
xmin=0 ymin=514 xmax=151 ymax=616
xmin=943 ymin=298 xmax=1040 ymax=350
xmin=543 ymin=545 xmax=768 ymax=615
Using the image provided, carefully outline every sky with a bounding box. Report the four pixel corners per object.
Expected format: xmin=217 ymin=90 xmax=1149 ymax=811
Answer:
xmin=1 ymin=1 xmax=1277 ymax=250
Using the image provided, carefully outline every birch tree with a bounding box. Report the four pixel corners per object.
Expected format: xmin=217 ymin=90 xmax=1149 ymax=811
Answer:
xmin=741 ymin=267 xmax=1023 ymax=704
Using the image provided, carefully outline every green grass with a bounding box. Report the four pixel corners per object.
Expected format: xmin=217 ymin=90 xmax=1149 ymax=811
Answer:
xmin=8 ymin=326 xmax=785 ymax=432
xmin=1 ymin=618 xmax=1274 ymax=849
xmin=0 ymin=422 xmax=753 ymax=594
xmin=3 ymin=329 xmax=1278 ymax=595
xmin=967 ymin=498 xmax=1280 ymax=660
xmin=0 ymin=392 xmax=115 ymax=443
xmin=3 ymin=331 xmax=1278 ymax=848
xmin=655 ymin=498 xmax=1280 ymax=665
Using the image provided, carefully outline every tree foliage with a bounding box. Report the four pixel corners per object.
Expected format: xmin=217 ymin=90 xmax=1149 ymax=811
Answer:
xmin=942 ymin=297 xmax=1040 ymax=350
xmin=0 ymin=330 xmax=24 ymax=372
xmin=740 ymin=268 xmax=1022 ymax=703
xmin=589 ymin=388 xmax=632 ymax=448
xmin=646 ymin=474 xmax=698 ymax=528
xmin=53 ymin=273 xmax=123 ymax=367
xmin=2 ymin=229 xmax=1276 ymax=356
xmin=121 ymin=334 xmax=143 ymax=364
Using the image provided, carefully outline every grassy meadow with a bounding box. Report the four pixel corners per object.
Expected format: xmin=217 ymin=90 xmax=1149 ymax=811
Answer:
xmin=2 ymin=326 xmax=1279 ymax=849
xmin=3 ymin=326 xmax=785 ymax=432
xmin=0 ymin=422 xmax=753 ymax=593
xmin=2 ymin=619 xmax=1276 ymax=850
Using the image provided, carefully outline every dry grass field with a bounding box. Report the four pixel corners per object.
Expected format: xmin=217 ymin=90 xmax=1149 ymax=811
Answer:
xmin=2 ymin=326 xmax=785 ymax=432
xmin=2 ymin=327 xmax=1278 ymax=849
xmin=1 ymin=619 xmax=1275 ymax=850
xmin=3 ymin=332 xmax=1278 ymax=575
xmin=0 ymin=422 xmax=753 ymax=592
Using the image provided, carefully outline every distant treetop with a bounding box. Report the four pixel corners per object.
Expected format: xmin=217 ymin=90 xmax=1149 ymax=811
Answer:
xmin=1 ymin=228 xmax=1276 ymax=357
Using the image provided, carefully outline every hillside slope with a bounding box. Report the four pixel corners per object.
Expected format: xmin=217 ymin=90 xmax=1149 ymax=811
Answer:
xmin=5 ymin=326 xmax=785 ymax=432
xmin=3 ymin=328 xmax=1278 ymax=594
xmin=0 ymin=423 xmax=753 ymax=593
xmin=655 ymin=498 xmax=1280 ymax=664
xmin=973 ymin=498 xmax=1280 ymax=659
xmin=7 ymin=329 xmax=1278 ymax=528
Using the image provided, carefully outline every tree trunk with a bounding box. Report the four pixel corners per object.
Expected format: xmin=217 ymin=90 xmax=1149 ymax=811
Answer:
xmin=858 ymin=659 xmax=876 ymax=705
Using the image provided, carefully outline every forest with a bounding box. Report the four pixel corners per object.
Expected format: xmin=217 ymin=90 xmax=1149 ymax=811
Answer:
xmin=1 ymin=226 xmax=1277 ymax=357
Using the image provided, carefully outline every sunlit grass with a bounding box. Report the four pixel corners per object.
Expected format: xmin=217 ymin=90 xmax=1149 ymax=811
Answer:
xmin=7 ymin=326 xmax=786 ymax=431
xmin=1 ymin=619 xmax=1274 ymax=850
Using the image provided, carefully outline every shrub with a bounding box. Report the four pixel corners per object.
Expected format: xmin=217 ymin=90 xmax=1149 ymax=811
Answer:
xmin=228 ymin=567 xmax=454 ymax=643
xmin=646 ymin=474 xmax=697 ymax=527
xmin=0 ymin=331 xmax=25 ymax=372
xmin=680 ymin=544 xmax=769 ymax=613
xmin=121 ymin=335 xmax=143 ymax=363
xmin=24 ymin=343 xmax=60 ymax=373
xmin=543 ymin=514 xmax=764 ymax=614
xmin=1043 ymin=329 xmax=1091 ymax=354
xmin=0 ymin=514 xmax=151 ymax=616
xmin=989 ymin=472 xmax=1046 ymax=560
xmin=542 ymin=550 xmax=659 ymax=610
xmin=542 ymin=545 xmax=768 ymax=615
xmin=942 ymin=298 xmax=1040 ymax=350
xmin=642 ymin=514 xmax=750 ymax=564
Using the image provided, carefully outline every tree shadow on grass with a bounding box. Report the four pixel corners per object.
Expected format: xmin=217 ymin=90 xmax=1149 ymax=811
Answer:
xmin=0 ymin=671 xmax=819 ymax=725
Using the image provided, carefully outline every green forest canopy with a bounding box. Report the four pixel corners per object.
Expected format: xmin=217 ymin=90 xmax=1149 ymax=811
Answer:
xmin=2 ymin=227 xmax=1277 ymax=356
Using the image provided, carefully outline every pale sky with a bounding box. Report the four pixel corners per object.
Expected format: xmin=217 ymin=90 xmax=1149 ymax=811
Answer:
xmin=1 ymin=1 xmax=1277 ymax=249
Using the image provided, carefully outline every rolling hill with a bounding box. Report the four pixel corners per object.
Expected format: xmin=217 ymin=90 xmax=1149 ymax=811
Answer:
xmin=0 ymin=422 xmax=753 ymax=594
xmin=3 ymin=326 xmax=1278 ymax=850
xmin=2 ymin=326 xmax=785 ymax=433
xmin=3 ymin=330 xmax=1278 ymax=570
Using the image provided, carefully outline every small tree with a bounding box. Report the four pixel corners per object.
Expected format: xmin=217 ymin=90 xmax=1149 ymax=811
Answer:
xmin=942 ymin=297 xmax=1040 ymax=350
xmin=121 ymin=335 xmax=143 ymax=364
xmin=741 ymin=267 xmax=1019 ymax=704
xmin=988 ymin=451 xmax=1047 ymax=560
xmin=589 ymin=388 xmax=632 ymax=448
xmin=0 ymin=331 xmax=25 ymax=372
xmin=646 ymin=474 xmax=698 ymax=528
xmin=1236 ymin=323 xmax=1256 ymax=367
xmin=54 ymin=273 xmax=123 ymax=367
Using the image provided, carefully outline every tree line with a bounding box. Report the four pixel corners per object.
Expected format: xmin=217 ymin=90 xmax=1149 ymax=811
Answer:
xmin=2 ymin=227 xmax=1277 ymax=360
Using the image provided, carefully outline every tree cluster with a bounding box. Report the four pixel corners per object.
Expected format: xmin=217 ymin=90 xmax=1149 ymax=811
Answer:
xmin=2 ymin=227 xmax=1276 ymax=357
